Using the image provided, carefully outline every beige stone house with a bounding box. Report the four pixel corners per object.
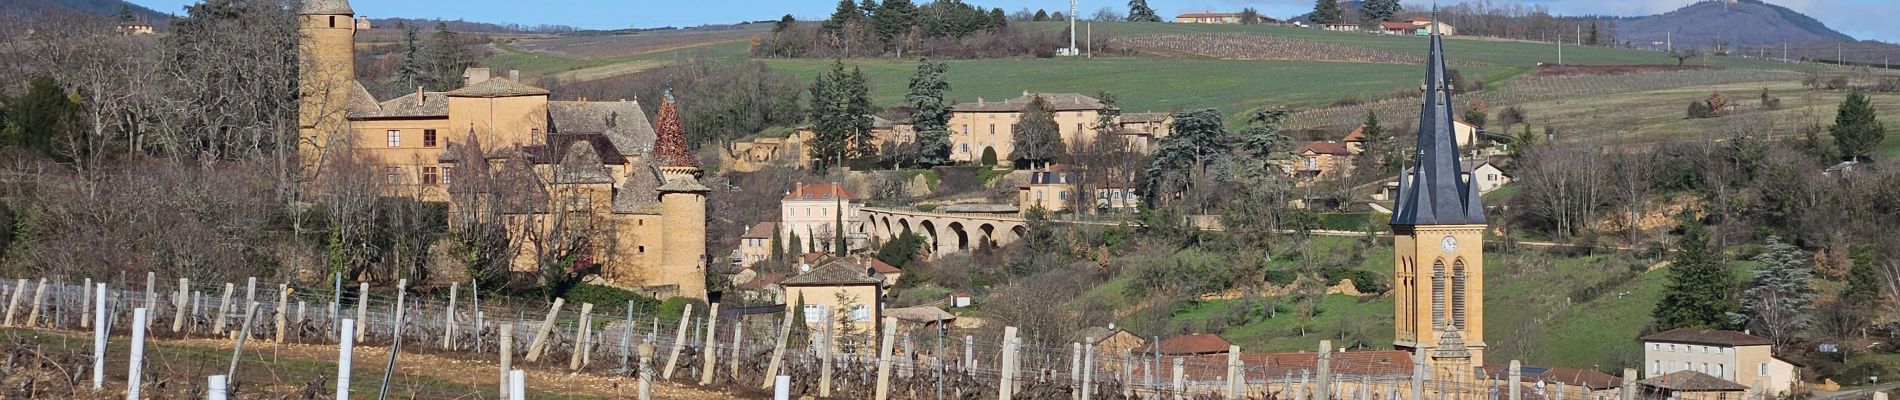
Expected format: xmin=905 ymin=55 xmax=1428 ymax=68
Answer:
xmin=1641 ymin=328 xmax=1801 ymax=397
xmin=1174 ymin=12 xmax=1242 ymax=24
xmin=1293 ymin=141 xmax=1355 ymax=181
xmin=296 ymin=0 xmax=708 ymax=299
xmin=1636 ymin=371 xmax=1750 ymax=400
xmin=948 ymin=92 xmax=1115 ymax=165
xmin=780 ymin=182 xmax=866 ymax=254
xmin=781 ymin=258 xmax=884 ymax=351
xmin=738 ymin=222 xmax=776 ymax=267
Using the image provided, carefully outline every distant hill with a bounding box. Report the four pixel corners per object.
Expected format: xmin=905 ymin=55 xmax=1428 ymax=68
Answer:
xmin=368 ymin=18 xmax=573 ymax=34
xmin=1612 ymin=0 xmax=1853 ymax=47
xmin=0 ymin=0 xmax=169 ymax=23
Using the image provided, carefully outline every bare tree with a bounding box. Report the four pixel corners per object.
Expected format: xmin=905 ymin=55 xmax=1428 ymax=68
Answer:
xmin=1511 ymin=144 xmax=1609 ymax=240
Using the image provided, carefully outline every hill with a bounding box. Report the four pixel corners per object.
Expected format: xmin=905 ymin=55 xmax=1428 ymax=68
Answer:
xmin=1613 ymin=0 xmax=1853 ymax=47
xmin=369 ymin=17 xmax=573 ymax=34
xmin=0 ymin=0 xmax=168 ymax=23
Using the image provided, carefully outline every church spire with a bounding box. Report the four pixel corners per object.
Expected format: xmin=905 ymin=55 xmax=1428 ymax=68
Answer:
xmin=1390 ymin=11 xmax=1484 ymax=227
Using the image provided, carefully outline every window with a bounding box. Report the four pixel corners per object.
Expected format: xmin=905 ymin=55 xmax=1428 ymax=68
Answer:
xmin=385 ymin=167 xmax=402 ymax=184
xmin=1758 ymin=363 xmax=1768 ymax=376
xmin=329 ymin=16 xmax=336 ymax=28
xmin=422 ymin=167 xmax=439 ymax=184
xmin=1653 ymin=361 xmax=1662 ymax=375
xmin=988 ymin=124 xmax=995 ymax=135
xmin=849 ymin=304 xmax=871 ymax=321
xmin=424 ymin=129 xmax=438 ymax=147
xmin=804 ymin=304 xmax=828 ymax=322
xmin=1058 ymin=191 xmax=1067 ymax=200
xmin=638 ymin=246 xmax=646 ymax=253
xmin=386 ymin=130 xmax=401 ymax=147
xmin=442 ymin=167 xmax=452 ymax=185
xmin=961 ymin=143 xmax=969 ymax=153
xmin=1076 ymin=123 xmax=1084 ymax=133
xmin=1716 ymin=364 xmax=1725 ymax=379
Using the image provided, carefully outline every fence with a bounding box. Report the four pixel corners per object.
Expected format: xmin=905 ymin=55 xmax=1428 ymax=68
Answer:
xmin=0 ymin=274 xmax=1745 ymax=400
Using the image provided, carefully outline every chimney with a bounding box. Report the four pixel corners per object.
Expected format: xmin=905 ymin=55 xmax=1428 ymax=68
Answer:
xmin=463 ymin=68 xmax=490 ymax=86
xmin=977 ymin=97 xmax=984 ymax=105
xmin=416 ymin=86 xmax=425 ymax=106
xmin=509 ymin=70 xmax=520 ymax=81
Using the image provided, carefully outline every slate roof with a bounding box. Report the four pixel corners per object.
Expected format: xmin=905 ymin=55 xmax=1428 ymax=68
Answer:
xmin=550 ymin=100 xmax=656 ymax=158
xmin=522 ymin=133 xmax=628 ymax=165
xmin=611 ymin=160 xmax=663 ymax=214
xmin=1071 ymin=326 xmax=1122 ymax=344
xmin=542 ymin=140 xmax=616 ymax=185
xmin=1390 ymin=18 xmax=1485 ymax=227
xmin=951 ymin=92 xmax=1113 ymax=113
xmin=1297 ymin=141 xmax=1353 ymax=156
xmin=1636 ymin=371 xmax=1749 ymax=392
xmin=446 ymin=78 xmax=550 ymax=98
xmin=346 ymin=81 xmax=382 ymax=116
xmin=1121 ymin=112 xmax=1171 ymax=124
xmin=1640 ymin=328 xmax=1773 ymax=347
xmin=885 ymin=306 xmax=955 ymax=323
xmin=363 ymin=91 xmax=449 ymax=118
xmin=779 ymin=258 xmax=882 ymax=286
xmin=300 ymin=0 xmax=353 ymax=15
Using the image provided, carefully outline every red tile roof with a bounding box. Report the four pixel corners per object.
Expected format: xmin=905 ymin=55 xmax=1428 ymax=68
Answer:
xmin=1481 ymin=364 xmax=1624 ymax=390
xmin=785 ymin=182 xmax=857 ymax=201
xmin=741 ymin=222 xmax=777 ymax=239
xmin=1382 ymin=21 xmax=1418 ymax=31
xmin=1640 ymin=328 xmax=1772 ymax=347
xmin=1637 ymin=371 xmax=1749 ymax=392
xmin=1165 ymin=350 xmax=1415 ymax=381
xmin=1147 ymin=334 xmax=1232 ymax=355
xmin=867 ymin=258 xmax=901 ymax=274
xmin=1298 ymin=141 xmax=1354 ymax=156
xmin=1344 ymin=125 xmax=1369 ymax=142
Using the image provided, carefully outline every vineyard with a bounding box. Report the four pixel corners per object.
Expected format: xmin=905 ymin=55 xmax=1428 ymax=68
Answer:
xmin=1283 ymin=68 xmax=1808 ymax=133
xmin=510 ymin=26 xmax=769 ymax=60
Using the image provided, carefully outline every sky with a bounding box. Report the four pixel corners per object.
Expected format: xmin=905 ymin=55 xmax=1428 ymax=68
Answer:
xmin=127 ymin=0 xmax=1898 ymax=42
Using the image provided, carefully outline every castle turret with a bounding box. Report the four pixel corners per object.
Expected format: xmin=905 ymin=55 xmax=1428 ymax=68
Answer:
xmin=654 ymin=92 xmax=710 ymax=300
xmin=298 ymin=0 xmax=358 ymax=174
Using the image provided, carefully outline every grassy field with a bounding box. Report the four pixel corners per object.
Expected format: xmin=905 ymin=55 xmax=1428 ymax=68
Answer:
xmin=485 ymin=40 xmax=750 ymax=81
xmin=1500 ymin=80 xmax=1900 ymax=150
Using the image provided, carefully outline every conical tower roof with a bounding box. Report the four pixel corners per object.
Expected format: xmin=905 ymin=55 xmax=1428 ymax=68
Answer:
xmin=652 ymin=89 xmax=697 ymax=168
xmin=300 ymin=0 xmax=353 ymax=15
xmin=1391 ymin=13 xmax=1485 ymax=227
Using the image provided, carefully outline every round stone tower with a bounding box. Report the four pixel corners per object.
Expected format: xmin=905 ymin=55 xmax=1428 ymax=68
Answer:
xmin=297 ymin=0 xmax=357 ymax=171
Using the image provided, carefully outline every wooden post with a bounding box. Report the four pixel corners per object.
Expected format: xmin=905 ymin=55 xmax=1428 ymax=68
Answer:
xmin=999 ymin=326 xmax=1018 ymax=400
xmin=818 ymin=308 xmax=833 ymax=397
xmin=214 ymin=282 xmax=233 ymax=334
xmin=1071 ymin=342 xmax=1083 ymax=400
xmin=875 ymin=316 xmax=897 ymax=400
xmin=763 ymin=296 xmax=798 ymax=388
xmin=1083 ymin=338 xmax=1096 ymax=400
xmin=1871 ymin=391 xmax=1888 ymax=400
xmin=498 ymin=322 xmax=514 ymax=397
xmin=638 ymin=343 xmax=657 ymax=400
xmin=1363 ymin=375 xmax=1374 ymax=400
xmin=242 ymin=277 xmax=256 ymax=331
xmin=354 ymin=282 xmax=368 ymax=343
xmin=963 ymin=335 xmax=974 ymax=373
xmin=699 ymin=303 xmax=721 ymax=385
xmin=1620 ymin=369 xmax=1636 ymax=400
xmin=127 ymin=307 xmax=149 ymax=399
xmin=171 ymin=278 xmax=188 ymax=332
xmin=662 ymin=303 xmax=693 ymax=380
xmin=1509 ymin=360 xmax=1523 ymax=400
xmin=1171 ymin=357 xmax=1186 ymax=400
xmin=1225 ymin=345 xmax=1241 ymax=400
xmin=443 ymin=282 xmax=458 ymax=350
xmin=1317 ymin=340 xmax=1333 ymax=400
xmin=297 ymin=301 xmax=308 ymax=333
xmin=1555 ymin=381 xmax=1568 ymax=400
xmin=571 ymin=302 xmax=594 ymax=371
xmin=1122 ymin=349 xmax=1134 ymax=398
xmin=190 ymin=291 xmax=201 ymax=334
xmin=5 ymin=278 xmax=26 ymax=326
xmin=525 ymin=298 xmax=565 ymax=362
xmin=728 ymin=323 xmax=743 ymax=380
xmin=27 ymin=278 xmax=46 ymax=327
xmin=144 ymin=272 xmax=156 ymax=328
xmin=80 ymin=278 xmax=92 ymax=329
xmin=274 ymin=284 xmax=291 ymax=343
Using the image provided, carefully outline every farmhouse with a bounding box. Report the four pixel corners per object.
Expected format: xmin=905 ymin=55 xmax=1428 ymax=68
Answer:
xmin=781 ymin=257 xmax=885 ymax=346
xmin=1292 ymin=141 xmax=1356 ymax=182
xmin=738 ymin=222 xmax=776 ymax=267
xmin=949 ymin=92 xmax=1115 ymax=165
xmin=1641 ymin=328 xmax=1801 ymax=397
xmin=1174 ymin=12 xmax=1242 ymax=24
xmin=296 ymin=0 xmax=709 ymax=299
xmin=1382 ymin=16 xmax=1457 ymax=36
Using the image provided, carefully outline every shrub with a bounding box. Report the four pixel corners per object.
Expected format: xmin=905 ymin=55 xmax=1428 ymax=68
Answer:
xmin=914 ymin=204 xmax=938 ymax=212
xmin=1827 ymin=76 xmax=1851 ymax=90
xmin=1264 ymin=269 xmax=1297 ymax=285
xmin=557 ymin=283 xmax=663 ymax=316
xmin=980 ymin=146 xmax=998 ymax=166
xmin=1687 ymin=100 xmax=1714 ymax=119
xmin=655 ymin=296 xmax=706 ymax=323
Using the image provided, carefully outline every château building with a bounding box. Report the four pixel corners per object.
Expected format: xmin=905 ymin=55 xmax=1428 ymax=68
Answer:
xmin=294 ymin=0 xmax=708 ymax=299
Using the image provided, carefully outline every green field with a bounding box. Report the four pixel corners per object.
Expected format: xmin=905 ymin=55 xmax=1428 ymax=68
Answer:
xmin=486 ymin=40 xmax=750 ymax=81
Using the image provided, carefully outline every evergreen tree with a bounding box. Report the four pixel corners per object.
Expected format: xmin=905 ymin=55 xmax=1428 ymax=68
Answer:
xmin=1357 ymin=111 xmax=1400 ymax=176
xmin=1006 ymin=207 xmax=1060 ymax=276
xmin=117 ymin=4 xmax=136 ymax=22
xmin=824 ymin=0 xmax=862 ymax=31
xmin=395 ymin=26 xmax=426 ymax=91
xmin=1310 ymin=0 xmax=1344 ymax=25
xmin=834 ymin=194 xmax=848 ymax=256
xmin=0 ymin=76 xmax=81 ymax=160
xmin=1587 ymin=19 xmax=1601 ymax=46
xmin=806 ymin=61 xmax=875 ymax=172
xmin=1830 ymin=90 xmax=1886 ymax=162
xmin=876 ymin=232 xmax=924 ymax=269
xmin=787 ymin=293 xmax=811 ymax=348
xmin=775 ymin=14 xmax=797 ymax=33
xmin=1138 ymin=108 xmax=1234 ymax=205
xmin=845 ymin=67 xmax=877 ymax=159
xmin=1652 ymin=212 xmax=1739 ymax=331
xmin=861 ymin=0 xmax=880 ymax=19
xmin=1126 ymin=0 xmax=1161 ymax=22
xmin=1732 ymin=236 xmax=1815 ymax=349
xmin=789 ymin=233 xmax=805 ymax=256
xmin=1359 ymin=0 xmax=1402 ymax=22
xmin=871 ymin=0 xmax=917 ymax=53
xmin=1011 ymin=95 xmax=1063 ymax=167
xmin=990 ymin=8 xmax=1008 ymax=29
xmin=1843 ymin=248 xmax=1883 ymax=307
xmin=1034 ymin=9 xmax=1049 ymax=22
xmin=771 ymin=226 xmax=785 ymax=265
xmin=905 ymin=58 xmax=952 ymax=166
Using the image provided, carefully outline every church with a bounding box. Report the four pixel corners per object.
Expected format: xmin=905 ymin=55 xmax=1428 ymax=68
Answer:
xmin=293 ymin=0 xmax=709 ymax=300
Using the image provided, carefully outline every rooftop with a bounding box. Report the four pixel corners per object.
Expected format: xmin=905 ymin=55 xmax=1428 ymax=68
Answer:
xmin=1146 ymin=334 xmax=1231 ymax=355
xmin=741 ymin=222 xmax=778 ymax=240
xmin=785 ymin=182 xmax=857 ymax=202
xmin=1297 ymin=141 xmax=1353 ymax=156
xmin=885 ymin=306 xmax=955 ymax=324
xmin=1640 ymin=328 xmax=1773 ymax=347
xmin=1636 ymin=371 xmax=1749 ymax=392
xmin=446 ymin=78 xmax=550 ymax=98
xmin=780 ymin=258 xmax=883 ymax=286
xmin=300 ymin=0 xmax=353 ymax=15
xmin=951 ymin=92 xmax=1114 ymax=113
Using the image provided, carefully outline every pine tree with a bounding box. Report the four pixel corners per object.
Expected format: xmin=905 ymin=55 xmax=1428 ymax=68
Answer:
xmin=806 ymin=61 xmax=872 ymax=171
xmin=1011 ymin=95 xmax=1063 ymax=167
xmin=423 ymin=23 xmax=476 ymax=91
xmin=116 ymin=4 xmax=136 ymax=23
xmin=824 ymin=0 xmax=861 ymax=31
xmin=395 ymin=26 xmax=426 ymax=91
xmin=1359 ymin=0 xmax=1402 ymax=22
xmin=789 ymin=233 xmax=805 ymax=256
xmin=1652 ymin=212 xmax=1739 ymax=331
xmin=1310 ymin=0 xmax=1344 ymax=25
xmin=1007 ymin=207 xmax=1060 ymax=276
xmin=1126 ymin=0 xmax=1161 ymax=22
xmin=1034 ymin=9 xmax=1049 ymax=22
xmin=871 ymin=0 xmax=916 ymax=53
xmin=771 ymin=226 xmax=785 ymax=265
xmin=1732 ymin=236 xmax=1815 ymax=349
xmin=906 ymin=58 xmax=952 ymax=166
xmin=990 ymin=8 xmax=1008 ymax=29
xmin=845 ymin=67 xmax=877 ymax=160
xmin=1 ymin=76 xmax=81 ymax=160
xmin=1844 ymin=248 xmax=1882 ymax=306
xmin=787 ymin=293 xmax=811 ymax=348
xmin=834 ymin=193 xmax=848 ymax=257
xmin=1831 ymin=90 xmax=1886 ymax=162
xmin=1586 ymin=19 xmax=1601 ymax=46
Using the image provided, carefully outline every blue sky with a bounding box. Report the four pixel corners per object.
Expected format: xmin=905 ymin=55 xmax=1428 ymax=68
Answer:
xmin=127 ymin=0 xmax=1896 ymax=42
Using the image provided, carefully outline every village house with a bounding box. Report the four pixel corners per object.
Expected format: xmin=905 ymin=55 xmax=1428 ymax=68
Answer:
xmin=296 ymin=0 xmax=709 ymax=299
xmin=1174 ymin=12 xmax=1242 ymax=24
xmin=948 ymin=92 xmax=1115 ymax=165
xmin=1641 ymin=328 xmax=1801 ymax=397
xmin=722 ymin=115 xmax=912 ymax=172
xmin=738 ymin=222 xmax=777 ymax=267
xmin=1382 ymin=16 xmax=1457 ymax=36
xmin=1344 ymin=119 xmax=1479 ymax=151
xmin=1017 ymin=165 xmax=1077 ymax=213
xmin=1293 ymin=141 xmax=1356 ymax=181
xmin=1635 ymin=371 xmax=1751 ymax=400
xmin=780 ymin=182 xmax=867 ymax=254
xmin=781 ymin=257 xmax=885 ymax=349
xmin=1114 ymin=112 xmax=1175 ymax=153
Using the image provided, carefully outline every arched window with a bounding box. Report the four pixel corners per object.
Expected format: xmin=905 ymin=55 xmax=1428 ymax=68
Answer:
xmin=1431 ymin=259 xmax=1446 ymax=330
xmin=1452 ymin=259 xmax=1467 ymax=330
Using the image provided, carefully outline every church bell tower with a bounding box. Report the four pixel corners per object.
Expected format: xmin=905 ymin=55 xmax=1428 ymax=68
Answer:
xmin=1391 ymin=14 xmax=1488 ymax=370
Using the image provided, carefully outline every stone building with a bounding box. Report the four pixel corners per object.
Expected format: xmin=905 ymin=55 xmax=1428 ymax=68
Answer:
xmin=1640 ymin=328 xmax=1800 ymax=397
xmin=947 ymin=92 xmax=1116 ymax=165
xmin=295 ymin=0 xmax=709 ymax=299
xmin=780 ymin=182 xmax=866 ymax=254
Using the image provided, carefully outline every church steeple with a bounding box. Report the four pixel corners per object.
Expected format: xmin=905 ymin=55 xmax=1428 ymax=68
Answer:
xmin=1390 ymin=12 xmax=1484 ymax=227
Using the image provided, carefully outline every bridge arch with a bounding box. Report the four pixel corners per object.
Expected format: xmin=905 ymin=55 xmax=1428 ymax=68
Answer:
xmin=947 ymin=222 xmax=970 ymax=251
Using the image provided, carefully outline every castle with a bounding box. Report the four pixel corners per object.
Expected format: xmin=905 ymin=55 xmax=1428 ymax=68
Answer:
xmin=294 ymin=0 xmax=709 ymax=300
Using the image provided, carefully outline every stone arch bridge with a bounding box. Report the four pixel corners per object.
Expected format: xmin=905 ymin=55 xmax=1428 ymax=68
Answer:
xmin=860 ymin=207 xmax=1030 ymax=257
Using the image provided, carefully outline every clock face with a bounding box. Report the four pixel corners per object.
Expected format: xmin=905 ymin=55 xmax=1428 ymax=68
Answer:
xmin=1440 ymin=236 xmax=1458 ymax=253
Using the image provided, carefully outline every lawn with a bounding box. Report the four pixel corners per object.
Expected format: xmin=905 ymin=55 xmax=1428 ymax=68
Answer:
xmin=764 ymin=56 xmax=1478 ymax=118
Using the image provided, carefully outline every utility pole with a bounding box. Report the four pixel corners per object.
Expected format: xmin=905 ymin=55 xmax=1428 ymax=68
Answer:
xmin=1557 ymin=35 xmax=1563 ymax=65
xmin=1068 ymin=0 xmax=1077 ymax=56
xmin=1667 ymin=31 xmax=1672 ymax=52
